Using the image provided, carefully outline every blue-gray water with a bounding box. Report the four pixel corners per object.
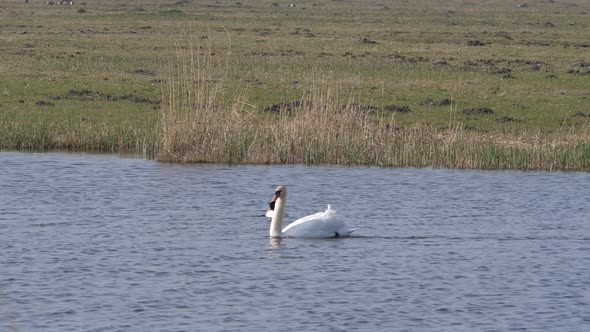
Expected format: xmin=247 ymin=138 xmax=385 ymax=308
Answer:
xmin=1 ymin=152 xmax=589 ymax=331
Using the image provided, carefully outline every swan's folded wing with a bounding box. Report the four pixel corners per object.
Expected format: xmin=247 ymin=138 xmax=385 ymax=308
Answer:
xmin=282 ymin=208 xmax=346 ymax=238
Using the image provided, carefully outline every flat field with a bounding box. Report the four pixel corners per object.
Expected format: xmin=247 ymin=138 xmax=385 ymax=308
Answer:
xmin=1 ymin=0 xmax=589 ymax=169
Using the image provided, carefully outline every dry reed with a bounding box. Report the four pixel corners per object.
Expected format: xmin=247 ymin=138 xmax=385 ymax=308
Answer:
xmin=158 ymin=40 xmax=590 ymax=171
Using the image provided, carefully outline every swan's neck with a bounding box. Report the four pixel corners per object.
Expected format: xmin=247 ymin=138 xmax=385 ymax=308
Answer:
xmin=270 ymin=197 xmax=285 ymax=237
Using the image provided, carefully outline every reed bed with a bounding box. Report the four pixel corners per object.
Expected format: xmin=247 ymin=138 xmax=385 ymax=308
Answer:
xmin=158 ymin=44 xmax=590 ymax=171
xmin=0 ymin=108 xmax=159 ymax=156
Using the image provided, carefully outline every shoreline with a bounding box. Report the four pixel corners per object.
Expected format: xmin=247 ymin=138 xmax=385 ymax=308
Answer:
xmin=2 ymin=131 xmax=589 ymax=172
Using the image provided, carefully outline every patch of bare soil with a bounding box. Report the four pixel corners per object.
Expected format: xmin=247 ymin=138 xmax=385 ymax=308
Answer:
xmin=420 ymin=98 xmax=452 ymax=106
xmin=346 ymin=103 xmax=380 ymax=113
xmin=495 ymin=116 xmax=522 ymax=123
xmin=566 ymin=61 xmax=590 ymax=75
xmin=522 ymin=40 xmax=552 ymax=47
xmin=253 ymin=28 xmax=271 ymax=37
xmin=290 ymin=28 xmax=315 ymax=37
xmin=512 ymin=103 xmax=527 ymax=110
xmin=342 ymin=51 xmax=373 ymax=59
xmin=130 ymin=69 xmax=155 ymax=76
xmin=568 ymin=69 xmax=590 ymax=76
xmin=494 ymin=31 xmax=512 ymax=40
xmin=36 ymin=100 xmax=54 ymax=106
xmin=263 ymin=100 xmax=302 ymax=113
xmin=462 ymin=125 xmax=488 ymax=132
xmin=493 ymin=67 xmax=512 ymax=74
xmin=460 ymin=58 xmax=548 ymax=73
xmin=463 ymin=107 xmax=494 ymax=115
xmin=247 ymin=50 xmax=304 ymax=57
xmin=261 ymin=102 xmax=414 ymax=114
xmin=58 ymin=89 xmax=159 ymax=104
xmin=359 ymin=37 xmax=377 ymax=44
xmin=384 ymin=105 xmax=411 ymax=113
xmin=466 ymin=40 xmax=487 ymax=46
xmin=113 ymin=94 xmax=158 ymax=104
xmin=384 ymin=54 xmax=430 ymax=63
xmin=462 ymin=59 xmax=501 ymax=73
xmin=432 ymin=58 xmax=447 ymax=65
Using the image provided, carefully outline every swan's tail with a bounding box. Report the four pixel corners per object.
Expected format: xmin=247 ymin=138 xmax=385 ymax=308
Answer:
xmin=323 ymin=205 xmax=337 ymax=219
xmin=325 ymin=205 xmax=358 ymax=236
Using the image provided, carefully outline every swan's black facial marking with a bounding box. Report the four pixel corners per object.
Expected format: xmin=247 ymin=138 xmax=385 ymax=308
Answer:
xmin=268 ymin=188 xmax=282 ymax=211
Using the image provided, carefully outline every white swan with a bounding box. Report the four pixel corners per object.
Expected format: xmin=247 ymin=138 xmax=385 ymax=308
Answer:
xmin=267 ymin=185 xmax=358 ymax=238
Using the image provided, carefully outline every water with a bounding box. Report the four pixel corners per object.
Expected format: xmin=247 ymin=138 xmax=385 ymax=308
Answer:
xmin=1 ymin=152 xmax=589 ymax=332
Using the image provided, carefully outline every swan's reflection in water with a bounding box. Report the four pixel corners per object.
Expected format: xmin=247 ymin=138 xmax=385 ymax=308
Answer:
xmin=268 ymin=237 xmax=284 ymax=249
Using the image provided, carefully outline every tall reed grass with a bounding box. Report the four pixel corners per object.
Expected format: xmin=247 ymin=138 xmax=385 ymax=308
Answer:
xmin=158 ymin=40 xmax=590 ymax=171
xmin=0 ymin=107 xmax=158 ymax=156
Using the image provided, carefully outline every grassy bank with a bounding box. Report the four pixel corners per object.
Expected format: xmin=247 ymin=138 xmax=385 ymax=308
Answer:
xmin=160 ymin=44 xmax=590 ymax=170
xmin=160 ymin=86 xmax=590 ymax=170
xmin=1 ymin=0 xmax=589 ymax=170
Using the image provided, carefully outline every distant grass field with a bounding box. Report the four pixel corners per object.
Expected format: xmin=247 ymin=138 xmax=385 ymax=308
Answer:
xmin=1 ymin=0 xmax=589 ymax=169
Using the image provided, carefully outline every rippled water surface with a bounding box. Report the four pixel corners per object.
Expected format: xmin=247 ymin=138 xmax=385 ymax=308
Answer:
xmin=1 ymin=152 xmax=589 ymax=331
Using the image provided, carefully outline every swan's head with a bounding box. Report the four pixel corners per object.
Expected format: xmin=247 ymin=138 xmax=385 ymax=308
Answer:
xmin=268 ymin=185 xmax=287 ymax=211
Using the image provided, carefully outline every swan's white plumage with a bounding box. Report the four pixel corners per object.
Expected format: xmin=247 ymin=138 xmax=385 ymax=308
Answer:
xmin=268 ymin=185 xmax=357 ymax=238
xmin=282 ymin=205 xmax=357 ymax=238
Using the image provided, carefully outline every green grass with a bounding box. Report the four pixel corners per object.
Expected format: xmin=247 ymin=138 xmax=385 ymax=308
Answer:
xmin=1 ymin=0 xmax=589 ymax=170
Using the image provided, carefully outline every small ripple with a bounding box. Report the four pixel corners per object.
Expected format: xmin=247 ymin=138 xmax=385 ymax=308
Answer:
xmin=464 ymin=293 xmax=506 ymax=298
xmin=358 ymin=235 xmax=590 ymax=242
xmin=30 ymin=221 xmax=73 ymax=228
xmin=49 ymin=309 xmax=77 ymax=315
